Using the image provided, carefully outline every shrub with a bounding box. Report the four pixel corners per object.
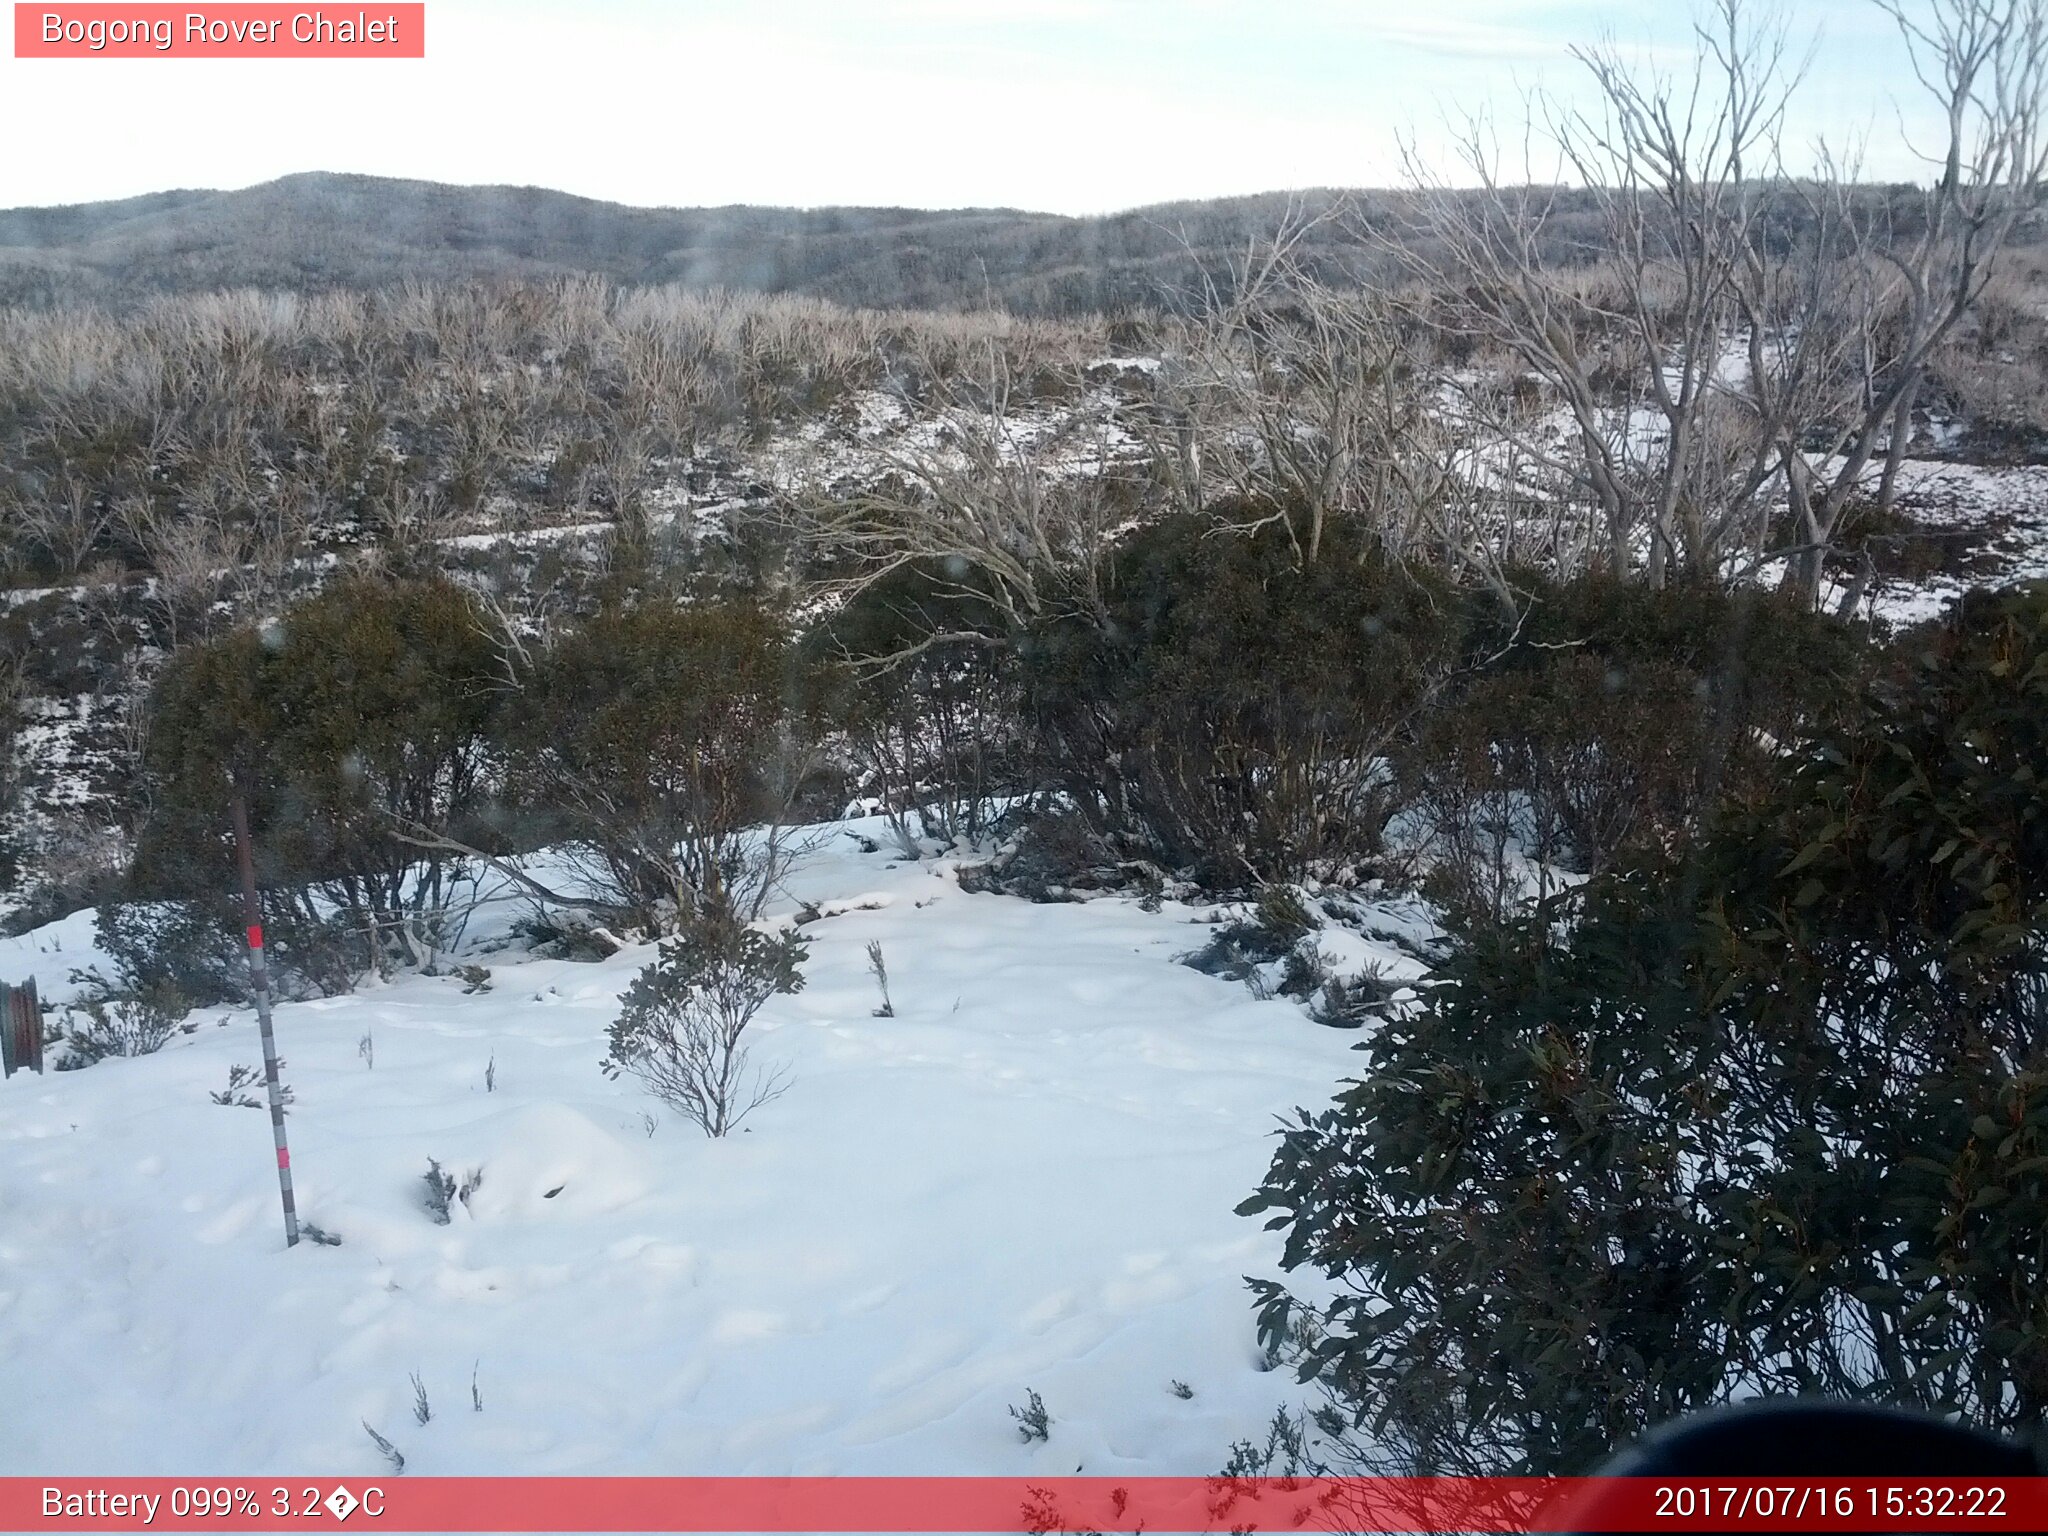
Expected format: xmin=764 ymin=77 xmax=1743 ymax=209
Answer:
xmin=602 ymin=917 xmax=808 ymax=1137
xmin=952 ymin=807 xmax=1135 ymax=902
xmin=1024 ymin=512 xmax=1464 ymax=888
xmin=1307 ymin=963 xmax=1400 ymax=1029
xmin=135 ymin=575 xmax=502 ymax=981
xmin=92 ymin=898 xmax=249 ymax=1007
xmin=1008 ymin=1389 xmax=1052 ymax=1444
xmin=507 ymin=600 xmax=818 ymax=929
xmin=361 ymin=1421 xmax=404 ymax=1475
xmin=1241 ymin=582 xmax=2048 ymax=1475
xmin=1182 ymin=886 xmax=1320 ymax=993
xmin=812 ymin=561 xmax=1023 ymax=851
xmin=1468 ymin=571 xmax=1866 ymax=817
xmin=422 ymin=1160 xmax=457 ymax=1224
xmin=92 ymin=892 xmax=362 ymax=1007
xmin=62 ymin=982 xmax=186 ymax=1064
xmin=209 ymin=1062 xmax=293 ymax=1109
xmin=422 ymin=1159 xmax=482 ymax=1224
xmin=1403 ymin=573 xmax=1871 ymax=930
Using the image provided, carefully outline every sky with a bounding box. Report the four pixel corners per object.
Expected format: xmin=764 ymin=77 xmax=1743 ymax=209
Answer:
xmin=0 ymin=1 xmax=1951 ymax=215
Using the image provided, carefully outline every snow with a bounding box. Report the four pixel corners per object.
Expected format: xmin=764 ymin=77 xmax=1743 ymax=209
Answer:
xmin=0 ymin=904 xmax=105 ymax=1001
xmin=0 ymin=823 xmax=1365 ymax=1479
xmin=1860 ymin=460 xmax=2048 ymax=627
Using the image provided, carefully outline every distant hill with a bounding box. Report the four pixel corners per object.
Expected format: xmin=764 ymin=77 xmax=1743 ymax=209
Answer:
xmin=0 ymin=172 xmax=1383 ymax=315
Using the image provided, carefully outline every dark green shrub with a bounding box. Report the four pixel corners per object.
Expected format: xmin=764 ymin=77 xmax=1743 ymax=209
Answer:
xmin=1024 ymin=512 xmax=1465 ymax=888
xmin=951 ymin=806 xmax=1130 ymax=902
xmin=810 ymin=562 xmax=1022 ymax=850
xmin=134 ymin=574 xmax=501 ymax=984
xmin=91 ymin=893 xmax=360 ymax=1006
xmin=1467 ymin=571 xmax=1867 ymax=765
xmin=62 ymin=980 xmax=188 ymax=1064
xmin=507 ymin=599 xmax=818 ymax=928
xmin=1242 ymin=581 xmax=2048 ymax=1475
xmin=1406 ymin=574 xmax=1870 ymax=927
xmin=90 ymin=898 xmax=247 ymax=1006
xmin=1183 ymin=885 xmax=1320 ymax=989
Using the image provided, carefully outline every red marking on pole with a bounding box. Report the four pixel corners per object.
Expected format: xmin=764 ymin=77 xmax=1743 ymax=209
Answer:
xmin=246 ymin=924 xmax=264 ymax=950
xmin=276 ymin=1147 xmax=290 ymax=1169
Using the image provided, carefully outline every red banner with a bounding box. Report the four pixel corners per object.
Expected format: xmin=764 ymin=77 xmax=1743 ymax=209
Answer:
xmin=13 ymin=5 xmax=424 ymax=58
xmin=5 ymin=1476 xmax=2048 ymax=1532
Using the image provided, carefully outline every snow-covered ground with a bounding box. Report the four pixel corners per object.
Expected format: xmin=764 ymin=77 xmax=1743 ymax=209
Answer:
xmin=0 ymin=823 xmax=1391 ymax=1479
xmin=1857 ymin=459 xmax=2048 ymax=626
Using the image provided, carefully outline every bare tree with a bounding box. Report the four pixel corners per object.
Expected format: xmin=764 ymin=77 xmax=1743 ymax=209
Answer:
xmin=799 ymin=337 xmax=1120 ymax=662
xmin=1398 ymin=0 xmax=2048 ymax=599
xmin=19 ymin=467 xmax=119 ymax=578
xmin=120 ymin=490 xmax=249 ymax=649
xmin=1773 ymin=0 xmax=2048 ymax=594
xmin=1392 ymin=0 xmax=1813 ymax=586
xmin=1163 ymin=243 xmax=1544 ymax=606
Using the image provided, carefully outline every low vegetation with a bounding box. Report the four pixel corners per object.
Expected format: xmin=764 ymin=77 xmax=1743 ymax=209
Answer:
xmin=2 ymin=0 xmax=2043 ymax=1486
xmin=1242 ymin=583 xmax=2048 ymax=1473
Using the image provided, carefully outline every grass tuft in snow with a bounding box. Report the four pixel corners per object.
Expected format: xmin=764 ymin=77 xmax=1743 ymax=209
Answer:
xmin=866 ymin=940 xmax=894 ymax=1017
xmin=361 ymin=1421 xmax=404 ymax=1475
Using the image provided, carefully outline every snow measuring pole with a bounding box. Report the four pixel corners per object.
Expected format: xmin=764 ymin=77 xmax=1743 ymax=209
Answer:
xmin=231 ymin=793 xmax=300 ymax=1248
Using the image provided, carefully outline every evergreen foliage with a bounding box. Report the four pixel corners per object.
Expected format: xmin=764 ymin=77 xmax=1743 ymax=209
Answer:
xmin=603 ymin=917 xmax=809 ymax=1137
xmin=1241 ymin=583 xmax=2048 ymax=1474
xmin=135 ymin=574 xmax=500 ymax=984
xmin=1023 ymin=512 xmax=1465 ymax=886
xmin=814 ymin=561 xmax=1022 ymax=850
xmin=506 ymin=599 xmax=817 ymax=928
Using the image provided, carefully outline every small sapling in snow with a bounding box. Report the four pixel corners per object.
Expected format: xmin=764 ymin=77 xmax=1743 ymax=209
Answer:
xmin=603 ymin=917 xmax=807 ymax=1138
xmin=422 ymin=1159 xmax=484 ymax=1223
xmin=423 ymin=1159 xmax=456 ymax=1223
xmin=210 ymin=1062 xmax=292 ymax=1109
xmin=1008 ymin=1388 xmax=1052 ymax=1444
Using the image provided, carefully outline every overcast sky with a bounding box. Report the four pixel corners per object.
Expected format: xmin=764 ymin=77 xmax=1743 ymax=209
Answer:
xmin=0 ymin=1 xmax=1946 ymax=215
